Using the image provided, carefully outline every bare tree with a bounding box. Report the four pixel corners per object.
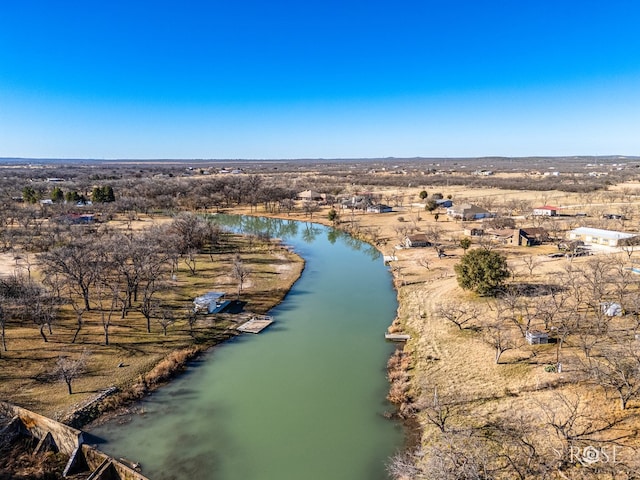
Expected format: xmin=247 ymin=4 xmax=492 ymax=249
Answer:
xmin=386 ymin=450 xmax=423 ymax=480
xmin=589 ymin=342 xmax=640 ymax=410
xmin=53 ymin=350 xmax=89 ymax=395
xmin=521 ymin=255 xmax=541 ymax=276
xmin=481 ymin=319 xmax=518 ymax=364
xmin=435 ymin=301 xmax=479 ymax=330
xmin=231 ymin=255 xmax=250 ymax=299
xmin=0 ymin=299 xmax=6 ymax=356
xmin=302 ymin=201 xmax=320 ymax=219
xmin=183 ymin=249 xmax=198 ymax=275
xmin=38 ymin=241 xmax=99 ymax=311
xmin=186 ymin=306 xmax=198 ymax=337
xmin=156 ymin=308 xmax=175 ymax=336
xmin=420 ymin=386 xmax=458 ymax=433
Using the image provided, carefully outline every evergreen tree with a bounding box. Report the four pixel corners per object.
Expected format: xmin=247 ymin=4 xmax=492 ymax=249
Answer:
xmin=91 ymin=185 xmax=116 ymax=203
xmin=51 ymin=186 xmax=64 ymax=203
xmin=454 ymin=248 xmax=510 ymax=296
xmin=22 ymin=186 xmax=38 ymax=203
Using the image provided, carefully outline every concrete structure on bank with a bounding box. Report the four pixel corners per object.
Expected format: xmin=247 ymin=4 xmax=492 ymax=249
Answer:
xmin=0 ymin=402 xmax=149 ymax=480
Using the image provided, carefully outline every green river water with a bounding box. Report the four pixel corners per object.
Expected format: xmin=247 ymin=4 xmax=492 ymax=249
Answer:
xmin=90 ymin=216 xmax=404 ymax=480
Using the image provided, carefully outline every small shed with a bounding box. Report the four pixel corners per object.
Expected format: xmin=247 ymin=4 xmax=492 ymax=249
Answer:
xmin=526 ymin=330 xmax=549 ymax=345
xmin=601 ymin=302 xmax=623 ymax=317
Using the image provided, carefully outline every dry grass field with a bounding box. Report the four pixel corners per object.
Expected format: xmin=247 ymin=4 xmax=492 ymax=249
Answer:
xmin=0 ymin=218 xmax=303 ymax=420
xmin=3 ymin=160 xmax=640 ymax=478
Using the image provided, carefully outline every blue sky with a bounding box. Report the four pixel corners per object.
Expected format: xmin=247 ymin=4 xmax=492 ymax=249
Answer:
xmin=1 ymin=1 xmax=640 ymax=159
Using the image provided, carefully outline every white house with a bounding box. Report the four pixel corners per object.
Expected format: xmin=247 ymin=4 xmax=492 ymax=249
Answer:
xmin=568 ymin=227 xmax=638 ymax=247
xmin=533 ymin=205 xmax=559 ymax=217
xmin=446 ymin=204 xmax=492 ymax=221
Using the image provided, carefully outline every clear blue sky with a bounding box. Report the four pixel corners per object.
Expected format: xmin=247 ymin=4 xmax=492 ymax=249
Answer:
xmin=1 ymin=1 xmax=640 ymax=159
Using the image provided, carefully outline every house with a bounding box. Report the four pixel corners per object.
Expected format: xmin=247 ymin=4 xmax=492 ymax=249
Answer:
xmin=366 ymin=204 xmax=393 ymax=213
xmin=435 ymin=199 xmax=453 ymax=208
xmin=341 ymin=195 xmax=372 ymax=210
xmin=297 ymin=190 xmax=324 ymax=201
xmin=533 ymin=206 xmax=559 ymax=216
xmin=518 ymin=228 xmax=549 ymax=246
xmin=193 ymin=292 xmax=228 ymax=313
xmin=464 ymin=228 xmax=484 ymax=237
xmin=404 ymin=234 xmax=432 ymax=248
xmin=526 ymin=330 xmax=549 ymax=345
xmin=487 ymin=229 xmax=516 ymax=243
xmin=486 ymin=228 xmax=549 ymax=246
xmin=568 ymin=227 xmax=639 ymax=247
xmin=446 ymin=204 xmax=493 ymax=221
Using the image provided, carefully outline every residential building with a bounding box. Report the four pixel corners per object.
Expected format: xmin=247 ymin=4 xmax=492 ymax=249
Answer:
xmin=568 ymin=227 xmax=639 ymax=247
xmin=532 ymin=205 xmax=559 ymax=216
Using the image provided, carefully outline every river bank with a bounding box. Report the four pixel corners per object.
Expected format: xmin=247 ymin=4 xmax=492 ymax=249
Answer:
xmin=0 ymin=218 xmax=305 ymax=423
xmin=223 ymin=209 xmax=423 ymax=449
xmin=89 ymin=215 xmax=404 ymax=480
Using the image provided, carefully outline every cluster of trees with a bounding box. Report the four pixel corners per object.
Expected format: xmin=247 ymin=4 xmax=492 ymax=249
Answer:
xmin=0 ymin=213 xmax=227 ymax=394
xmin=413 ymin=253 xmax=640 ymax=478
xmin=91 ymin=185 xmax=115 ymax=203
xmin=389 ymin=388 xmax=637 ymax=479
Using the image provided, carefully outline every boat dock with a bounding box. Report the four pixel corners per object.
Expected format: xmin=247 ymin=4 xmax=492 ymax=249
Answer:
xmin=237 ymin=315 xmax=274 ymax=334
xmin=385 ymin=333 xmax=410 ymax=342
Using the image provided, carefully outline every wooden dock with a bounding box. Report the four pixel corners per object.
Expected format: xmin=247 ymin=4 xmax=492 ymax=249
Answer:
xmin=237 ymin=315 xmax=274 ymax=334
xmin=385 ymin=333 xmax=410 ymax=342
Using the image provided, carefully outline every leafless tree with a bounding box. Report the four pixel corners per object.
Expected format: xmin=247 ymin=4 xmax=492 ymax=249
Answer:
xmin=386 ymin=450 xmax=423 ymax=480
xmin=435 ymin=301 xmax=479 ymax=330
xmin=38 ymin=240 xmax=99 ymax=311
xmin=156 ymin=308 xmax=175 ymax=336
xmin=420 ymin=386 xmax=458 ymax=433
xmin=183 ymin=249 xmax=198 ymax=275
xmin=0 ymin=299 xmax=6 ymax=356
xmin=96 ymin=281 xmax=120 ymax=346
xmin=302 ymin=201 xmax=320 ymax=219
xmin=521 ymin=255 xmax=541 ymax=276
xmin=493 ymin=287 xmax=534 ymax=338
xmin=481 ymin=319 xmax=518 ymax=364
xmin=589 ymin=342 xmax=640 ymax=410
xmin=186 ymin=306 xmax=198 ymax=337
xmin=535 ymin=390 xmax=631 ymax=467
xmin=231 ymin=255 xmax=250 ymax=299
xmin=53 ymin=350 xmax=89 ymax=395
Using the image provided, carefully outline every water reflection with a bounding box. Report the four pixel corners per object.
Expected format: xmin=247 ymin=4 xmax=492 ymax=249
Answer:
xmin=210 ymin=214 xmax=380 ymax=261
xmin=92 ymin=213 xmax=401 ymax=480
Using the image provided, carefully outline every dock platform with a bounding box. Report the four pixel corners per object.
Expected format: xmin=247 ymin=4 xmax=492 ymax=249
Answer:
xmin=385 ymin=333 xmax=410 ymax=341
xmin=237 ymin=315 xmax=274 ymax=334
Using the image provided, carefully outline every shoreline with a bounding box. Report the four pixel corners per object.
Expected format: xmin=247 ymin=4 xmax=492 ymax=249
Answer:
xmin=225 ymin=210 xmax=421 ymax=450
xmin=79 ymin=251 xmax=308 ymax=431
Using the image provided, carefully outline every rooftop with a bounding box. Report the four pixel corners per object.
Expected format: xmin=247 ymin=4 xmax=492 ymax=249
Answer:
xmin=570 ymin=227 xmax=637 ymax=240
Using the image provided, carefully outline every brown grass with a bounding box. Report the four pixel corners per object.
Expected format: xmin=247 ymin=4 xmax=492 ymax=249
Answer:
xmin=231 ymin=181 xmax=640 ymax=473
xmin=0 ymin=222 xmax=304 ymax=424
